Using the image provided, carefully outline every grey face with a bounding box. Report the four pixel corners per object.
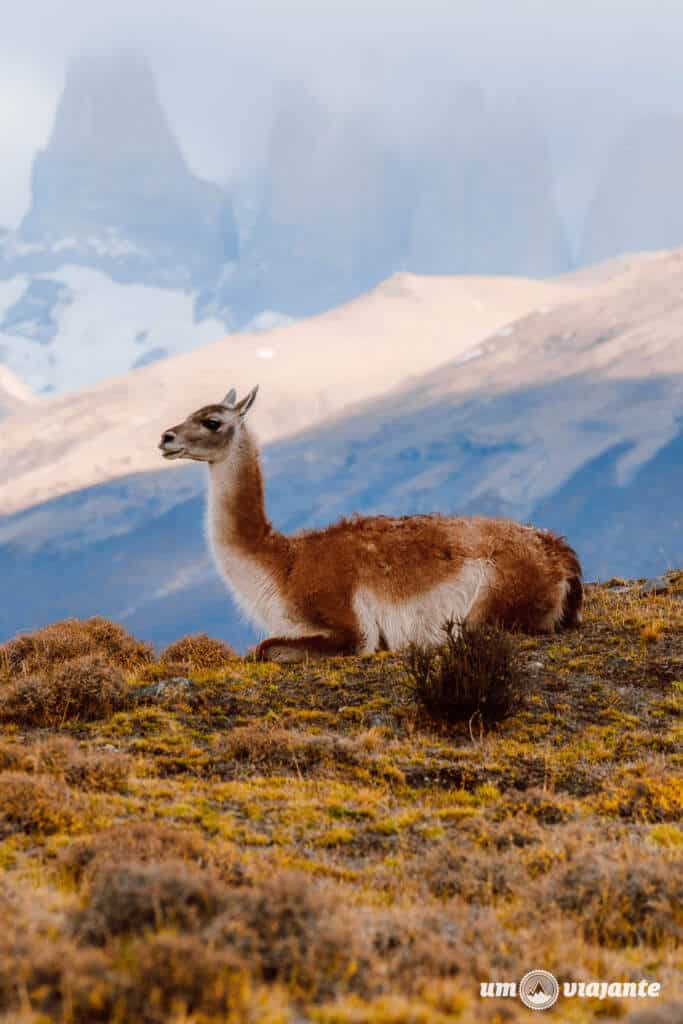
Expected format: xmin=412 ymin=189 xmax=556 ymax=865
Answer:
xmin=159 ymin=404 xmax=238 ymax=463
xmin=158 ymin=386 xmax=258 ymax=464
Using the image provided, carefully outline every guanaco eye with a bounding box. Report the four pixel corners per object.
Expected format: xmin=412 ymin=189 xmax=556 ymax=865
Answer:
xmin=202 ymin=418 xmax=222 ymax=432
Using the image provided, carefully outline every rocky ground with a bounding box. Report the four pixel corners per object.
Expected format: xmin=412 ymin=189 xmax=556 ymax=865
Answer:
xmin=0 ymin=575 xmax=681 ymax=1023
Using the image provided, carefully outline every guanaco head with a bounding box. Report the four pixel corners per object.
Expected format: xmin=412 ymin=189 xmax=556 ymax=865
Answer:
xmin=159 ymin=386 xmax=259 ymax=462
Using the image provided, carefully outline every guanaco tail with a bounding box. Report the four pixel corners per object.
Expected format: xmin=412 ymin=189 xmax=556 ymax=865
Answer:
xmin=159 ymin=386 xmax=582 ymax=662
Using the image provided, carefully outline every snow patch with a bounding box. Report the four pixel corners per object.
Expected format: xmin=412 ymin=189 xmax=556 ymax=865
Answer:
xmin=0 ymin=266 xmax=227 ymax=394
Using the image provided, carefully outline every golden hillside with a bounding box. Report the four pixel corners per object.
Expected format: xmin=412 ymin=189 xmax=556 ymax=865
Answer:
xmin=0 ymin=576 xmax=681 ymax=1023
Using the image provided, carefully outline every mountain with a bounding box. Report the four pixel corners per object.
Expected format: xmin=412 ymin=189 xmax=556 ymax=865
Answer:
xmin=220 ymin=87 xmax=571 ymax=325
xmin=1 ymin=251 xmax=682 ymax=649
xmin=0 ymin=52 xmax=238 ymax=395
xmin=0 ymin=54 xmax=574 ymax=395
xmin=0 ymin=266 xmax=228 ymax=395
xmin=10 ymin=52 xmax=237 ymax=288
xmin=221 ymin=87 xmax=413 ymax=323
xmin=0 ymin=271 xmax=576 ymax=516
xmin=407 ymin=90 xmax=571 ymax=278
xmin=581 ymin=116 xmax=683 ymax=265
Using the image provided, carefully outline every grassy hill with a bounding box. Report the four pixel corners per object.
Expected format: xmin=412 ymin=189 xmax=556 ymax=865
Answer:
xmin=0 ymin=577 xmax=681 ymax=1023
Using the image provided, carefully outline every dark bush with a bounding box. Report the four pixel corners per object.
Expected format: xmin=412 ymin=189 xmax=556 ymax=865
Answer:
xmin=405 ymin=621 xmax=527 ymax=726
xmin=422 ymin=844 xmax=521 ymax=904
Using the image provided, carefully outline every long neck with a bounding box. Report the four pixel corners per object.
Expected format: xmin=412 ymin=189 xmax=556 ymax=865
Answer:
xmin=207 ymin=427 xmax=282 ymax=558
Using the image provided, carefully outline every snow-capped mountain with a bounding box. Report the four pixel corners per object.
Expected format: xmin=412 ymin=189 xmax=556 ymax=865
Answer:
xmin=0 ymin=52 xmax=238 ymax=394
xmin=1 ymin=251 xmax=682 ymax=649
xmin=0 ymin=266 xmax=229 ymax=394
xmin=0 ymin=271 xmax=576 ymax=515
xmin=9 ymin=52 xmax=238 ymax=288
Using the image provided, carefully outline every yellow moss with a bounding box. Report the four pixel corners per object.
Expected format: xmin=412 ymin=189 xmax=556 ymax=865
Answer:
xmin=473 ymin=782 xmax=501 ymax=805
xmin=314 ymin=826 xmax=356 ymax=848
xmin=648 ymin=823 xmax=683 ymax=848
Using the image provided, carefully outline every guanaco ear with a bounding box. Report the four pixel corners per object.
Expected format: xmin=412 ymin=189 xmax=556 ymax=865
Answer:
xmin=234 ymin=385 xmax=259 ymax=418
xmin=222 ymin=388 xmax=237 ymax=408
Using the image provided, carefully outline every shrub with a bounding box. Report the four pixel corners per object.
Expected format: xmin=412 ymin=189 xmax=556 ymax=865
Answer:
xmin=213 ymin=724 xmax=364 ymax=776
xmin=0 ymin=737 xmax=130 ymax=792
xmin=111 ymin=934 xmax=250 ymax=1022
xmin=554 ymin=853 xmax=683 ymax=948
xmin=73 ymin=859 xmax=228 ymax=944
xmin=405 ymin=621 xmax=527 ymax=726
xmin=207 ymin=871 xmax=368 ymax=999
xmin=422 ymin=844 xmax=520 ymax=905
xmin=0 ymin=655 xmax=128 ymax=727
xmin=61 ymin=822 xmax=223 ymax=884
xmin=0 ymin=936 xmax=114 ymax=1024
xmin=0 ymin=771 xmax=75 ymax=837
xmin=158 ymin=633 xmax=236 ymax=671
xmin=0 ymin=616 xmax=152 ymax=680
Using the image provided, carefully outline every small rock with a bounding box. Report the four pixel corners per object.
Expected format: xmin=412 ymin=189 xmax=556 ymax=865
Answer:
xmin=132 ymin=677 xmax=194 ymax=701
xmin=527 ymin=660 xmax=545 ymax=672
xmin=640 ymin=576 xmax=672 ymax=596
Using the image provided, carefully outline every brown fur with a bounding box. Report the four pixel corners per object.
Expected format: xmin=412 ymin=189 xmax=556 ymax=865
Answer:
xmin=160 ymin=393 xmax=583 ymax=662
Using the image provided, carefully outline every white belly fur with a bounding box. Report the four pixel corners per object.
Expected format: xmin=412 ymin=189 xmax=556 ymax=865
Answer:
xmin=353 ymin=558 xmax=492 ymax=653
xmin=210 ymin=540 xmax=292 ymax=634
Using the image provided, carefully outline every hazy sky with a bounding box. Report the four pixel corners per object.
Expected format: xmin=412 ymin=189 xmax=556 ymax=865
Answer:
xmin=2 ymin=1 xmax=683 ymax=236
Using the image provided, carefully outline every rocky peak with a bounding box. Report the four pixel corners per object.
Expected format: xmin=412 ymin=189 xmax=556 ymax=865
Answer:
xmin=581 ymin=116 xmax=683 ymax=265
xmin=14 ymin=51 xmax=237 ymax=288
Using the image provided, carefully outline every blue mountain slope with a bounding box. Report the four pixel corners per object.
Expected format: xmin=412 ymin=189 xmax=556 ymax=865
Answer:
xmin=2 ymin=374 xmax=681 ymax=649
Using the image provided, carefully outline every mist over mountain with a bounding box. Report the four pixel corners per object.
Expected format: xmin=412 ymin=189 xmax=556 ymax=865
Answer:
xmin=407 ymin=89 xmax=570 ymax=278
xmin=0 ymin=53 xmax=239 ymax=394
xmin=581 ymin=116 xmax=683 ymax=266
xmin=5 ymin=50 xmax=683 ymax=396
xmin=13 ymin=52 xmax=238 ymax=287
xmin=220 ymin=87 xmax=414 ymax=321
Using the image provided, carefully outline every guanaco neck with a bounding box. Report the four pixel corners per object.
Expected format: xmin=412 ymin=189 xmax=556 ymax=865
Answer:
xmin=207 ymin=426 xmax=289 ymax=564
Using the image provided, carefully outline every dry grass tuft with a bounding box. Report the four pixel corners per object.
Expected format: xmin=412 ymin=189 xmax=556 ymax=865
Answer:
xmin=206 ymin=871 xmax=367 ymax=999
xmin=0 ymin=737 xmax=130 ymax=792
xmin=109 ymin=934 xmax=253 ymax=1022
xmin=0 ymin=581 xmax=681 ymax=1022
xmin=0 ymin=771 xmax=76 ymax=837
xmin=0 ymin=655 xmax=128 ymax=727
xmin=60 ymin=822 xmax=224 ymax=884
xmin=158 ymin=633 xmax=236 ymax=671
xmin=554 ymin=852 xmax=683 ymax=948
xmin=422 ymin=843 xmax=521 ymax=904
xmin=405 ymin=621 xmax=527 ymax=726
xmin=72 ymin=859 xmax=228 ymax=944
xmin=0 ymin=616 xmax=152 ymax=680
xmin=640 ymin=619 xmax=666 ymax=645
xmin=214 ymin=724 xmax=365 ymax=777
